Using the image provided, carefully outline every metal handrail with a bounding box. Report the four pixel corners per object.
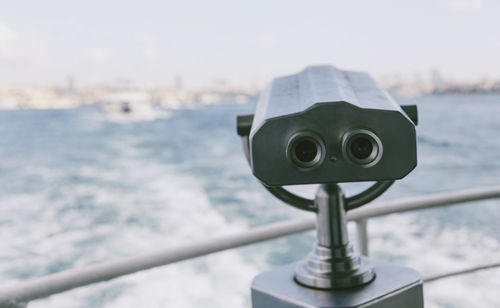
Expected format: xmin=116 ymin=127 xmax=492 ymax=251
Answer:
xmin=1 ymin=185 xmax=500 ymax=307
xmin=0 ymin=219 xmax=315 ymax=307
xmin=350 ymin=185 xmax=500 ymax=255
xmin=423 ymin=261 xmax=500 ymax=283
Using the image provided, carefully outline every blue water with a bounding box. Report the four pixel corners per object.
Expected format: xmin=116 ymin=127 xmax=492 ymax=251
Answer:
xmin=1 ymin=95 xmax=500 ymax=307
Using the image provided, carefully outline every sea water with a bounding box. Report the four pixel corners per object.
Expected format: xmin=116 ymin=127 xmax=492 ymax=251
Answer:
xmin=0 ymin=94 xmax=499 ymax=308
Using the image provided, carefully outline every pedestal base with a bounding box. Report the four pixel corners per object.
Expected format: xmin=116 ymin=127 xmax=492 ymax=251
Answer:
xmin=251 ymin=259 xmax=423 ymax=308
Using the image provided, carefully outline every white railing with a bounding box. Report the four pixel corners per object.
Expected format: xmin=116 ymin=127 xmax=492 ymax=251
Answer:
xmin=1 ymin=185 xmax=500 ymax=308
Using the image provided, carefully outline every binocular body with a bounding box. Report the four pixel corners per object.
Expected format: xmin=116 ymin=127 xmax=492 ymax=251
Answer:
xmin=249 ymin=65 xmax=417 ymax=186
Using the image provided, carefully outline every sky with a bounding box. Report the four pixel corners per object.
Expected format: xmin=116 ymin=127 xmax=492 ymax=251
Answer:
xmin=0 ymin=0 xmax=499 ymax=86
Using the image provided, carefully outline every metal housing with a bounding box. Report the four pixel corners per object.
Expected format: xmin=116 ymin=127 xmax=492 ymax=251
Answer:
xmin=249 ymin=65 xmax=417 ymax=186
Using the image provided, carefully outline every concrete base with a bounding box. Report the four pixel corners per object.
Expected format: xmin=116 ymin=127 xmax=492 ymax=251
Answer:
xmin=251 ymin=259 xmax=423 ymax=308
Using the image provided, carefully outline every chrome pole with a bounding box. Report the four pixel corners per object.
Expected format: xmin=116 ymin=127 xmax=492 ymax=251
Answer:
xmin=295 ymin=184 xmax=375 ymax=289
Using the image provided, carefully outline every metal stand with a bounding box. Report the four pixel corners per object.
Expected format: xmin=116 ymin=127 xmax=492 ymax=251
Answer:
xmin=236 ymin=129 xmax=423 ymax=308
xmin=251 ymin=183 xmax=424 ymax=308
xmin=295 ymin=184 xmax=374 ymax=289
xmin=252 ymin=260 xmax=423 ymax=308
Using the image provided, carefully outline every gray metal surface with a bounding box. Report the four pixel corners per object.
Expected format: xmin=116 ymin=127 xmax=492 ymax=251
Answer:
xmin=1 ymin=185 xmax=499 ymax=306
xmin=252 ymin=260 xmax=423 ymax=308
xmin=251 ymin=66 xmax=403 ymax=127
xmin=248 ymin=65 xmax=417 ymax=186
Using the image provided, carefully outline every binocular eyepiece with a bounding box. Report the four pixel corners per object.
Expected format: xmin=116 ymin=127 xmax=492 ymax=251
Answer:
xmin=287 ymin=132 xmax=325 ymax=169
xmin=342 ymin=129 xmax=382 ymax=167
xmin=287 ymin=129 xmax=383 ymax=170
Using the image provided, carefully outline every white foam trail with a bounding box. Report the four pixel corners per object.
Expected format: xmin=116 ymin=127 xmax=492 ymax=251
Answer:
xmin=1 ymin=152 xmax=257 ymax=307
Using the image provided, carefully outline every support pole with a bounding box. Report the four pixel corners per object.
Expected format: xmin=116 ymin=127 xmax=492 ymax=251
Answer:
xmin=295 ymin=184 xmax=375 ymax=289
xmin=251 ymin=184 xmax=424 ymax=308
xmin=355 ymin=219 xmax=369 ymax=256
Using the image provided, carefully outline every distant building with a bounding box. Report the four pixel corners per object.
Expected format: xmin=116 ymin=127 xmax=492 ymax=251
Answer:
xmin=174 ymin=75 xmax=183 ymax=90
xmin=66 ymin=75 xmax=75 ymax=93
xmin=430 ymin=68 xmax=445 ymax=90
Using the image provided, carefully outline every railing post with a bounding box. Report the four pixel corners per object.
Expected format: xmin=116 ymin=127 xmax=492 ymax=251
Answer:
xmin=355 ymin=219 xmax=369 ymax=256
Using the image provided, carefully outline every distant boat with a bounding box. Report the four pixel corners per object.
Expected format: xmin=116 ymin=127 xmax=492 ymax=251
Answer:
xmin=98 ymin=90 xmax=171 ymax=123
xmin=121 ymin=102 xmax=131 ymax=113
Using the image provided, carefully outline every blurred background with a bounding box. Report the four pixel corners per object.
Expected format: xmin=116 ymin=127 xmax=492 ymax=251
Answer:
xmin=1 ymin=1 xmax=500 ymax=307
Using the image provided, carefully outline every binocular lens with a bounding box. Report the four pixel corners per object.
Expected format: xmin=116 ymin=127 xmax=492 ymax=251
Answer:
xmin=288 ymin=132 xmax=325 ymax=169
xmin=294 ymin=140 xmax=318 ymax=163
xmin=350 ymin=137 xmax=373 ymax=160
xmin=342 ymin=129 xmax=382 ymax=167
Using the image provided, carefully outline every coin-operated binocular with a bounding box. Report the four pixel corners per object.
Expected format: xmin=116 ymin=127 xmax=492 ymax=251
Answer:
xmin=237 ymin=66 xmax=423 ymax=308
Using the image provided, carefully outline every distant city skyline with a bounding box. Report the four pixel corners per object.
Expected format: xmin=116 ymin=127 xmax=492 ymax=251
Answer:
xmin=1 ymin=0 xmax=499 ymax=86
